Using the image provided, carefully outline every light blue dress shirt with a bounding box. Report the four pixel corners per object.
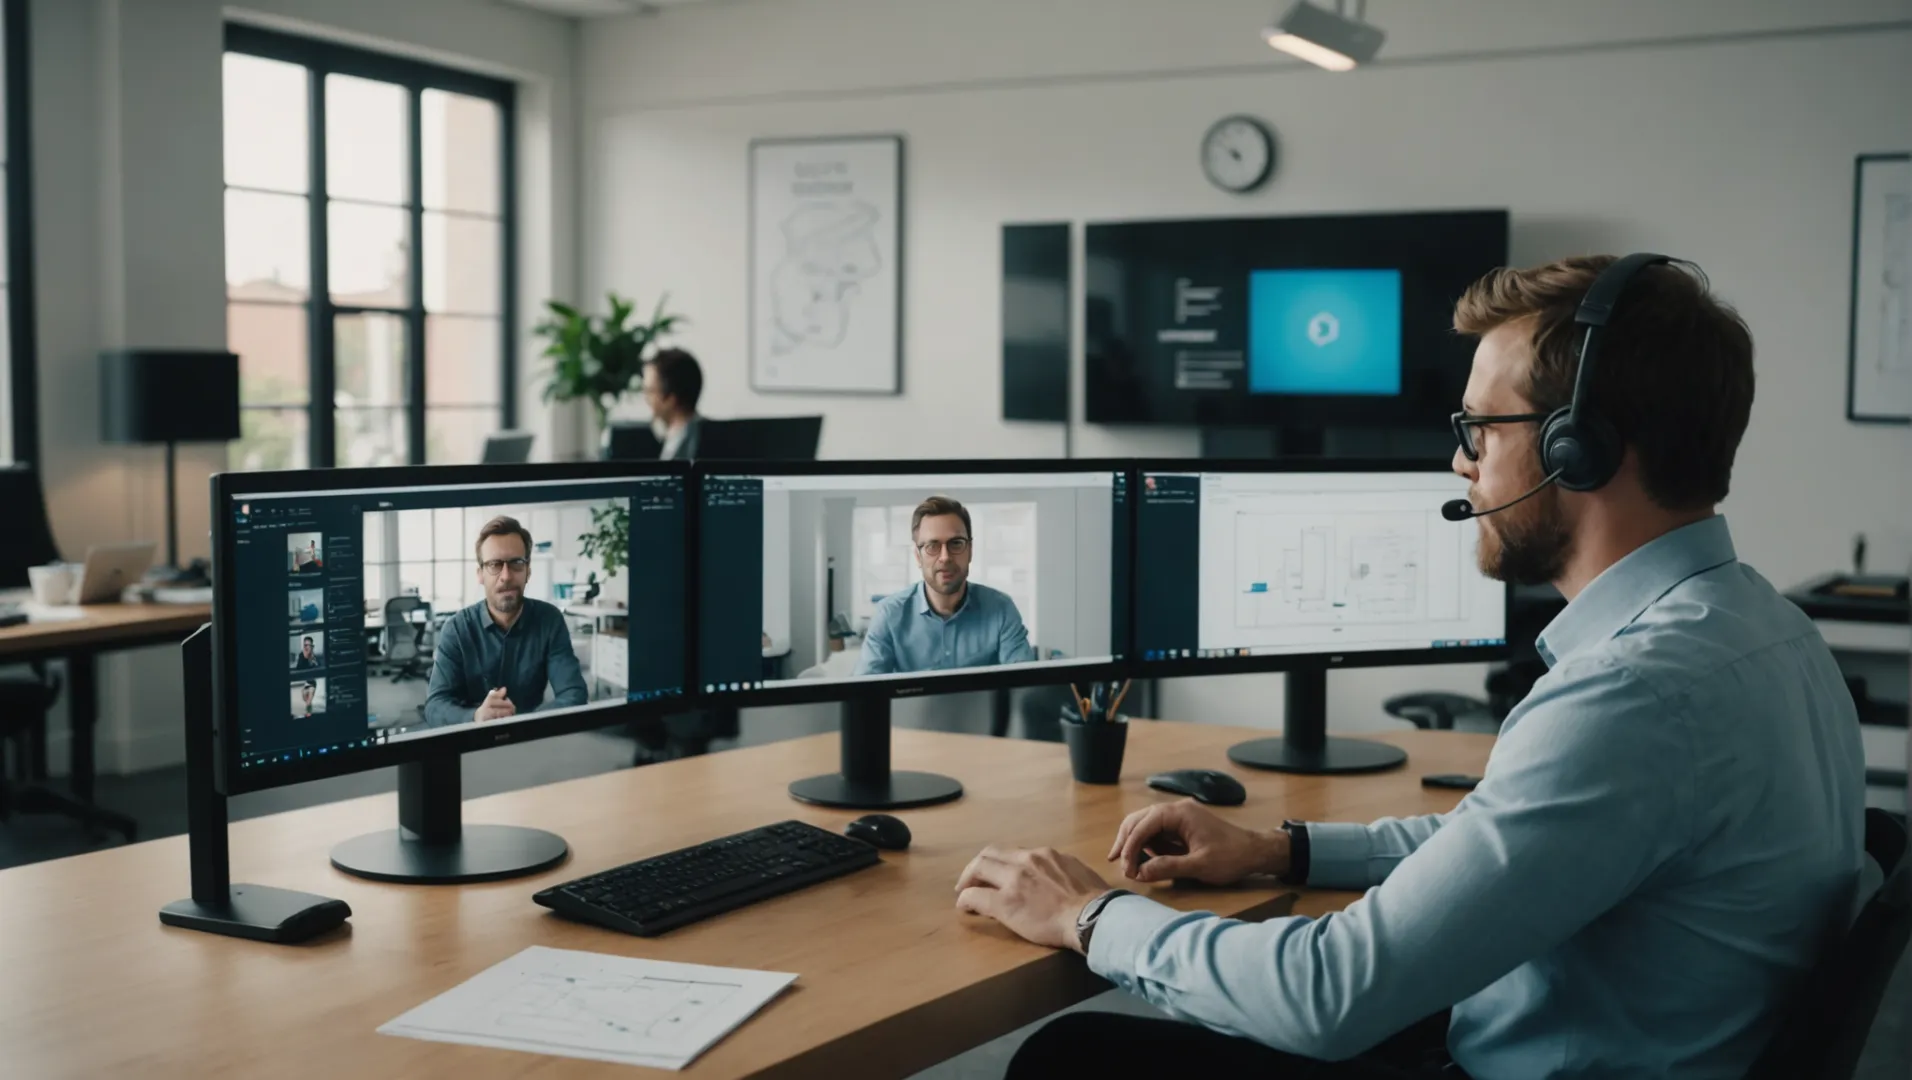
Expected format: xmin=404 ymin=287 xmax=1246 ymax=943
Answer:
xmin=854 ymin=581 xmax=1036 ymax=675
xmin=1088 ymin=516 xmax=1866 ymax=1078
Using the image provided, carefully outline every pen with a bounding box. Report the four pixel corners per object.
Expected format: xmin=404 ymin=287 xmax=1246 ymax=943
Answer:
xmin=1070 ymin=682 xmax=1092 ymax=723
xmin=1108 ymin=678 xmax=1132 ymax=719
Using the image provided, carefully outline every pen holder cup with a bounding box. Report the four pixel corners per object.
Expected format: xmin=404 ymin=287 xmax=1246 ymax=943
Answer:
xmin=1060 ymin=707 xmax=1129 ymax=785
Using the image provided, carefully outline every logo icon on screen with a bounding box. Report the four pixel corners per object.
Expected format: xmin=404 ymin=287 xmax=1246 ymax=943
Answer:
xmin=1306 ymin=311 xmax=1340 ymax=347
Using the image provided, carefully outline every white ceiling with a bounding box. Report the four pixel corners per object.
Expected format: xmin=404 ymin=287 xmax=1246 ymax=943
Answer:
xmin=495 ymin=0 xmax=721 ymax=16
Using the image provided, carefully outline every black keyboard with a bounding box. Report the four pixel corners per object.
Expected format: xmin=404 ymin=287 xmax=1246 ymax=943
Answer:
xmin=533 ymin=820 xmax=882 ymax=936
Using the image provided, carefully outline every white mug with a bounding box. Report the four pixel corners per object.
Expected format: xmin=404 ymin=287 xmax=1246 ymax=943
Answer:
xmin=28 ymin=563 xmax=76 ymax=606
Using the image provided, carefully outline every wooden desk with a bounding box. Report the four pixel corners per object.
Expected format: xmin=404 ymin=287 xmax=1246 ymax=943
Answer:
xmin=0 ymin=601 xmax=210 ymax=804
xmin=0 ymin=722 xmax=1492 ymax=1079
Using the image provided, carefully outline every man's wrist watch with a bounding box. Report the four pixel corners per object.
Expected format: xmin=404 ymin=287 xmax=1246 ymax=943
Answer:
xmin=1075 ymin=888 xmax=1134 ymax=954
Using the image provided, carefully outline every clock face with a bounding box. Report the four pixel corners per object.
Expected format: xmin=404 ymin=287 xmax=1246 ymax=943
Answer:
xmin=1202 ymin=116 xmax=1276 ymax=193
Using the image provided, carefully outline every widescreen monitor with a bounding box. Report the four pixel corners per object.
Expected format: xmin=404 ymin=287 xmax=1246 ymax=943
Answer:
xmin=1135 ymin=461 xmax=1509 ymax=774
xmin=211 ymin=462 xmax=690 ymax=882
xmin=693 ymin=460 xmax=1131 ymax=808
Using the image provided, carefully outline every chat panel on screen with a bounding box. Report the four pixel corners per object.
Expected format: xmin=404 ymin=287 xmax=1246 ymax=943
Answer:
xmin=699 ymin=472 xmax=1127 ymax=695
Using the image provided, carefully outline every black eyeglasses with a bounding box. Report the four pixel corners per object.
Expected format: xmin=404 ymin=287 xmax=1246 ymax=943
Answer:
xmin=1451 ymin=410 xmax=1549 ymax=462
xmin=479 ymin=557 xmax=531 ymax=577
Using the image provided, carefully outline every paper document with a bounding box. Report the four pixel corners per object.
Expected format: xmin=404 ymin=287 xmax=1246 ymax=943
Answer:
xmin=23 ymin=603 xmax=88 ymax=623
xmin=379 ymin=946 xmax=797 ymax=1070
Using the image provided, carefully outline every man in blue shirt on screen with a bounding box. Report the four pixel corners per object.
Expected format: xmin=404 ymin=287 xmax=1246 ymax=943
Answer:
xmin=955 ymin=256 xmax=1866 ymax=1079
xmin=422 ymin=516 xmax=588 ymax=730
xmin=855 ymin=496 xmax=1036 ymax=676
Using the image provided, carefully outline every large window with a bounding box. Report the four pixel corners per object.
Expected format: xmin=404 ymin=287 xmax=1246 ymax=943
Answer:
xmin=223 ymin=25 xmax=515 ymax=470
xmin=3 ymin=0 xmax=38 ymax=465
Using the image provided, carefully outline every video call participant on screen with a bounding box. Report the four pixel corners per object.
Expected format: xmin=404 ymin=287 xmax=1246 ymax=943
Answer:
xmin=422 ymin=516 xmax=588 ymax=729
xmin=644 ymin=348 xmax=704 ymax=461
xmin=854 ymin=497 xmax=1035 ymax=676
xmin=956 ymin=256 xmax=1864 ymax=1080
xmin=293 ymin=681 xmax=317 ymax=720
xmin=292 ymin=636 xmax=319 ymax=671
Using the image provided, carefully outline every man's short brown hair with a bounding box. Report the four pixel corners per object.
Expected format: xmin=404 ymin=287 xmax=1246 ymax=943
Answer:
xmin=475 ymin=515 xmax=533 ymax=563
xmin=646 ymin=348 xmax=703 ymax=411
xmin=1453 ymin=255 xmax=1755 ymax=511
xmin=911 ymin=496 xmax=971 ymax=540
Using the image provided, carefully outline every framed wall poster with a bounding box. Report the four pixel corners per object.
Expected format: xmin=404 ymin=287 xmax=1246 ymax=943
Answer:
xmin=749 ymin=135 xmax=904 ymax=395
xmin=1848 ymin=152 xmax=1912 ymax=423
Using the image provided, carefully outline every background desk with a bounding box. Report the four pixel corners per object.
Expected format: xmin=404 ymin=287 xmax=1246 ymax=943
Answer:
xmin=0 ymin=602 xmax=210 ymax=805
xmin=0 ymin=721 xmax=1492 ymax=1079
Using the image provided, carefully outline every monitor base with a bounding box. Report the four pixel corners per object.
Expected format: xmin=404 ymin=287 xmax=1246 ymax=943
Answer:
xmin=159 ymin=885 xmax=350 ymax=943
xmin=1227 ymin=735 xmax=1408 ymax=775
xmin=330 ymin=824 xmax=570 ymax=885
xmin=788 ymin=770 xmax=964 ymax=810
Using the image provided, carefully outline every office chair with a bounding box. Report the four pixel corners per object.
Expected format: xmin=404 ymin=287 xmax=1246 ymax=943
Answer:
xmin=381 ymin=596 xmax=434 ymax=683
xmin=0 ymin=465 xmax=137 ymax=842
xmin=1743 ymin=808 xmax=1909 ymax=1080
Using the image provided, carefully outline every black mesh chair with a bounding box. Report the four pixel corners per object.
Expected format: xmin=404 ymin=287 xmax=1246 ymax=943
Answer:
xmin=0 ymin=465 xmax=137 ymax=842
xmin=1744 ymin=808 xmax=1909 ymax=1080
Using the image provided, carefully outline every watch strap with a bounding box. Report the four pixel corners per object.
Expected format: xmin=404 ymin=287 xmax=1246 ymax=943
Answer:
xmin=1076 ymin=888 xmax=1135 ymax=953
xmin=1279 ymin=820 xmax=1310 ymax=885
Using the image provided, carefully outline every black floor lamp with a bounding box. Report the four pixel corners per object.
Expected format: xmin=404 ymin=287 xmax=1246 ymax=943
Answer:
xmin=99 ymin=349 xmax=241 ymax=585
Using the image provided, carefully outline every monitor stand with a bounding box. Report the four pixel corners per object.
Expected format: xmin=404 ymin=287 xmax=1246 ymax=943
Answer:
xmin=1226 ymin=663 xmax=1408 ymax=775
xmin=160 ymin=625 xmax=350 ymax=943
xmin=788 ymin=697 xmax=964 ymax=809
xmin=329 ymin=755 xmax=570 ymax=884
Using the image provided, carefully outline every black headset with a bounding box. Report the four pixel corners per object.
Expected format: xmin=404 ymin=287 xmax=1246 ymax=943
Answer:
xmin=1539 ymin=252 xmax=1674 ymax=492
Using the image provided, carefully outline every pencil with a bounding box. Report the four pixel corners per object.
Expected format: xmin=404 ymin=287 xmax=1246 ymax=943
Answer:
xmin=1108 ymin=678 xmax=1133 ymax=718
xmin=1070 ymin=682 xmax=1093 ymax=721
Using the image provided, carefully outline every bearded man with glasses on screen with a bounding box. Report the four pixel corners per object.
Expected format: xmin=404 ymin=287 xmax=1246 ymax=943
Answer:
xmin=854 ymin=496 xmax=1037 ymax=676
xmin=421 ymin=515 xmax=588 ymax=729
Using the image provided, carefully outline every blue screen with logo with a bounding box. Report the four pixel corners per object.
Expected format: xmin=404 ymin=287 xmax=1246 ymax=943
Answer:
xmin=1247 ymin=268 xmax=1403 ymax=396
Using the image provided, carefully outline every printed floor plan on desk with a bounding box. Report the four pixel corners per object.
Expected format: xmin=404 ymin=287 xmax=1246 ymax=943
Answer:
xmin=380 ymin=946 xmax=797 ymax=1070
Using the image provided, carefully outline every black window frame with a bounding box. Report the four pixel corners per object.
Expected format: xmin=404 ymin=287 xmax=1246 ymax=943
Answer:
xmin=223 ymin=22 xmax=518 ymax=468
xmin=6 ymin=0 xmax=39 ymax=465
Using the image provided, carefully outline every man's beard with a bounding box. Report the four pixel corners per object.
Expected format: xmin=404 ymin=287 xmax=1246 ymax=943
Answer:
xmin=491 ymin=589 xmax=524 ymax=612
xmin=925 ymin=566 xmax=966 ymax=596
xmin=1476 ymin=482 xmax=1573 ymax=586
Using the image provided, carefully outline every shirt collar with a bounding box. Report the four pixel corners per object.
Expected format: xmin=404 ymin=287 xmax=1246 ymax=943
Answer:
xmin=914 ymin=581 xmax=972 ymax=619
xmin=1535 ymin=515 xmax=1738 ymax=666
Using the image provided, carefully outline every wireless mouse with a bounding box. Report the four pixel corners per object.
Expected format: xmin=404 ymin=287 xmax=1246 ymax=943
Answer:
xmin=1146 ymin=768 xmax=1247 ymax=807
xmin=845 ymin=813 xmax=912 ymax=851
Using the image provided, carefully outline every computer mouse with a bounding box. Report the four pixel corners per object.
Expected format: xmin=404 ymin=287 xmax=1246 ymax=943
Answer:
xmin=1146 ymin=768 xmax=1247 ymax=807
xmin=845 ymin=813 xmax=912 ymax=851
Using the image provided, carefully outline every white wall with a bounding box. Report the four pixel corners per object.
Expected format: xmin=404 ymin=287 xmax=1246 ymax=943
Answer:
xmin=582 ymin=0 xmax=1912 ymax=733
xmin=30 ymin=0 xmax=581 ymax=774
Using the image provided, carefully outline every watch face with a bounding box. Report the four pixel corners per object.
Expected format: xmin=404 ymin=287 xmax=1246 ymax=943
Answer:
xmin=1202 ymin=116 xmax=1276 ymax=193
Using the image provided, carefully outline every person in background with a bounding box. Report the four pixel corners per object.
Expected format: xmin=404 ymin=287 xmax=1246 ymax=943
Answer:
xmin=644 ymin=348 xmax=705 ymax=461
xmin=956 ymin=255 xmax=1865 ymax=1079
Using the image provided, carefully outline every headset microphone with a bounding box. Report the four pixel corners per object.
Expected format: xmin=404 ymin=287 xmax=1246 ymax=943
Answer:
xmin=1441 ymin=470 xmax=1565 ymax=522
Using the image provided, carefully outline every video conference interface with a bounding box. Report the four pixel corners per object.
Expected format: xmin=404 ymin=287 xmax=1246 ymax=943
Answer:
xmin=698 ymin=471 xmax=1129 ymax=694
xmin=231 ymin=476 xmax=687 ymax=771
xmin=1135 ymin=471 xmax=1507 ymax=662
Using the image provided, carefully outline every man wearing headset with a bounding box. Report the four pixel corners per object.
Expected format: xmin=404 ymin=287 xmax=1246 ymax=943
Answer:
xmin=956 ymin=256 xmax=1866 ymax=1079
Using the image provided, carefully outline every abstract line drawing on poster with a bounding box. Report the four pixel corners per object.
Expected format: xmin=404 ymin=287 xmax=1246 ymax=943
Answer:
xmin=749 ymin=135 xmax=903 ymax=395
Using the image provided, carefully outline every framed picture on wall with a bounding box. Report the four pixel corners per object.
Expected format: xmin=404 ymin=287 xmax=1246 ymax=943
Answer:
xmin=749 ymin=135 xmax=904 ymax=395
xmin=1847 ymin=152 xmax=1911 ymax=424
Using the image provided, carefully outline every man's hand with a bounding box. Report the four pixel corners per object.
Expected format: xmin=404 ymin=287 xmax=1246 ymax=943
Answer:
xmin=1109 ymin=799 xmax=1289 ymax=885
xmin=955 ymin=846 xmax=1114 ymax=953
xmin=474 ymin=687 xmax=516 ymax=723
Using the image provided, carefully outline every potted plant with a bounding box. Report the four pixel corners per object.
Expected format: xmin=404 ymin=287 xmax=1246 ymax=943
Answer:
xmin=534 ymin=292 xmax=685 ymax=432
xmin=573 ymin=502 xmax=630 ymax=608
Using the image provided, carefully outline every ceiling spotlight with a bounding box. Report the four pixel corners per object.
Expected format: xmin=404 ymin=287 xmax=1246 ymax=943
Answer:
xmin=1263 ymin=0 xmax=1385 ymax=72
